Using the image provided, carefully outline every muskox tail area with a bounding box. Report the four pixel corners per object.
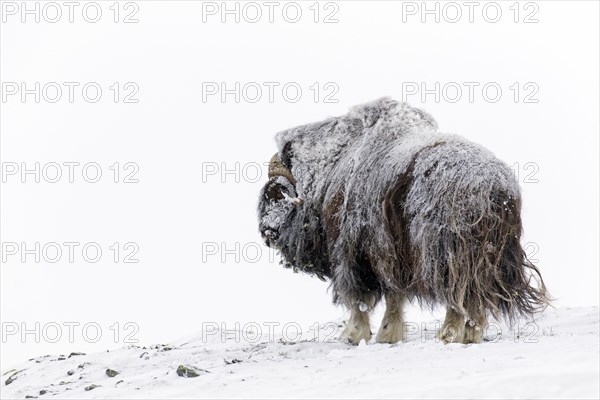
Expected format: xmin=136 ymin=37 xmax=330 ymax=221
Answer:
xmin=443 ymin=190 xmax=549 ymax=322
xmin=406 ymin=142 xmax=550 ymax=322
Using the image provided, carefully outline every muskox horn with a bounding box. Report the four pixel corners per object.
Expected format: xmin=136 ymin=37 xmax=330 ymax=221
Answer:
xmin=268 ymin=153 xmax=297 ymax=185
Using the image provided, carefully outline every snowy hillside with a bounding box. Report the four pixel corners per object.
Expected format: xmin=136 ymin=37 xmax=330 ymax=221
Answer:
xmin=2 ymin=307 xmax=598 ymax=399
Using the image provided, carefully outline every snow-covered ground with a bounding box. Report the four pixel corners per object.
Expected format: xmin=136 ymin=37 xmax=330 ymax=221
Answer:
xmin=2 ymin=306 xmax=598 ymax=399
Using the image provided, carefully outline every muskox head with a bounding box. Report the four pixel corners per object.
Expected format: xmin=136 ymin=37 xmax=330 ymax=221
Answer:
xmin=258 ymin=149 xmax=331 ymax=280
xmin=258 ymin=153 xmax=301 ymax=247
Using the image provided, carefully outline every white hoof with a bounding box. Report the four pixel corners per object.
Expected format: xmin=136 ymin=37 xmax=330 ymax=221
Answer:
xmin=376 ymin=293 xmax=407 ymax=344
xmin=376 ymin=321 xmax=405 ymax=344
xmin=340 ymin=322 xmax=372 ymax=345
xmin=438 ymin=308 xmax=466 ymax=344
xmin=437 ymin=323 xmax=465 ymax=344
xmin=463 ymin=318 xmax=486 ymax=344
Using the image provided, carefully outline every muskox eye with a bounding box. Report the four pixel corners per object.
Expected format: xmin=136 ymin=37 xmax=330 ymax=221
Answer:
xmin=265 ymin=182 xmax=285 ymax=201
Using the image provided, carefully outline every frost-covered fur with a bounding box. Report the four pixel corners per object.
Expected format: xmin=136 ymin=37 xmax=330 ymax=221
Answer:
xmin=258 ymin=98 xmax=548 ymax=343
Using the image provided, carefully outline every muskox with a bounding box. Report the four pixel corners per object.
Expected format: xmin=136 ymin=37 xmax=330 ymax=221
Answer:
xmin=258 ymin=98 xmax=548 ymax=345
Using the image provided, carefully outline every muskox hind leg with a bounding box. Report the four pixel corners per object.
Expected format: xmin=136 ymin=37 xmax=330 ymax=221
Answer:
xmin=339 ymin=295 xmax=377 ymax=345
xmin=376 ymin=293 xmax=407 ymax=344
xmin=463 ymin=310 xmax=487 ymax=344
xmin=437 ymin=307 xmax=466 ymax=344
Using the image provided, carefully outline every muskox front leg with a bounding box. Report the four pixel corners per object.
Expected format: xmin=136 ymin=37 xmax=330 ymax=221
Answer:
xmin=339 ymin=295 xmax=376 ymax=345
xmin=437 ymin=307 xmax=466 ymax=344
xmin=376 ymin=293 xmax=406 ymax=344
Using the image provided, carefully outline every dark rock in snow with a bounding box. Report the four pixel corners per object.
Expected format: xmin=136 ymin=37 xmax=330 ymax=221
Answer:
xmin=176 ymin=365 xmax=209 ymax=378
xmin=4 ymin=369 xmax=24 ymax=386
xmin=106 ymin=369 xmax=119 ymax=378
